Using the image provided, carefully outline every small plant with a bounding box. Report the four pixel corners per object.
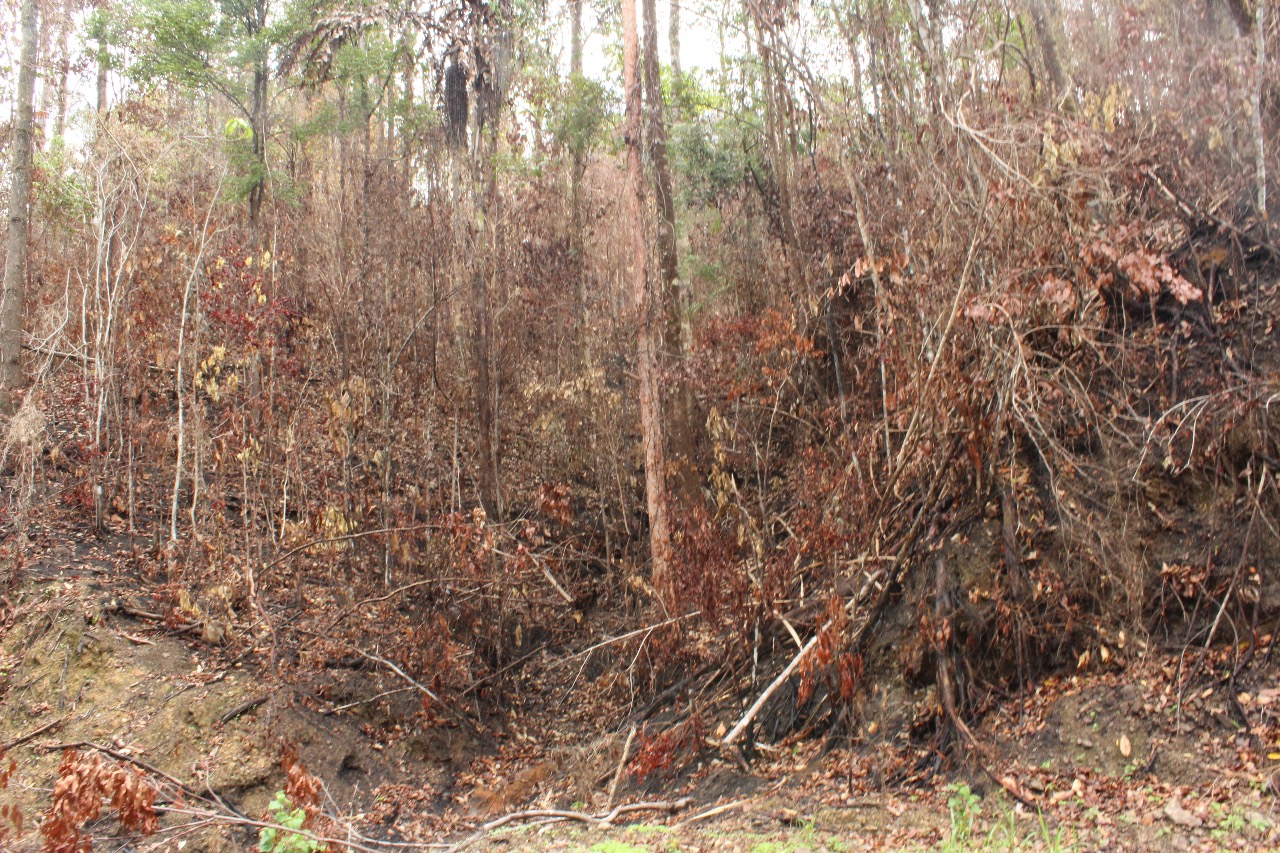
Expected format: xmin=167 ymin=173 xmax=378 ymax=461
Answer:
xmin=944 ymin=783 xmax=982 ymax=851
xmin=258 ymin=792 xmax=321 ymax=853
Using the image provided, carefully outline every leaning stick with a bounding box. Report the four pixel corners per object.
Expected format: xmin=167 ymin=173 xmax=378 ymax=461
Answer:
xmin=721 ymin=629 xmax=823 ymax=749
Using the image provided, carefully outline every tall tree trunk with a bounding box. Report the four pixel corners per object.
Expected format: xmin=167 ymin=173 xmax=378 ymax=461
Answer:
xmin=470 ymin=33 xmax=507 ymax=521
xmin=1256 ymin=0 xmax=1268 ymax=223
xmin=570 ymin=0 xmax=587 ymax=336
xmin=747 ymin=9 xmax=803 ymax=298
xmin=1 ymin=0 xmax=39 ymax=405
xmin=97 ymin=33 xmax=110 ymax=113
xmin=1025 ymin=0 xmax=1068 ymax=98
xmin=670 ymin=0 xmax=682 ymax=80
xmin=53 ymin=12 xmax=71 ymax=143
xmin=624 ymin=0 xmax=672 ymax=605
xmin=644 ymin=0 xmax=697 ymax=499
xmin=247 ymin=0 xmax=269 ymax=233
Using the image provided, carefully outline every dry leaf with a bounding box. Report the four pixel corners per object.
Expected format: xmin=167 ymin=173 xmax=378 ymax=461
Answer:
xmin=1119 ymin=734 xmax=1132 ymax=757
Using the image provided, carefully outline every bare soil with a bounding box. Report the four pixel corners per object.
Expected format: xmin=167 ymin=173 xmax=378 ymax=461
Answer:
xmin=2 ymin=538 xmax=1278 ymax=852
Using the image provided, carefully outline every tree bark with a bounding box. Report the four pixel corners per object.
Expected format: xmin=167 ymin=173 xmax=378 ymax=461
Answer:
xmin=247 ymin=0 xmax=269 ymax=233
xmin=644 ymin=0 xmax=697 ymax=500
xmin=469 ymin=27 xmax=507 ymax=521
xmin=53 ymin=11 xmax=71 ymax=143
xmin=624 ymin=0 xmax=672 ymax=604
xmin=1 ymin=0 xmax=39 ymax=404
xmin=97 ymin=32 xmax=109 ymax=113
xmin=670 ymin=0 xmax=682 ymax=80
xmin=1255 ymin=0 xmax=1268 ymax=222
xmin=570 ymin=0 xmax=587 ymax=336
xmin=1025 ymin=0 xmax=1068 ymax=98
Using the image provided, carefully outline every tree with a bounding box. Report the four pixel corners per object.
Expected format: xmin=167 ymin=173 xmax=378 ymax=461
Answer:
xmin=1 ymin=0 xmax=40 ymax=406
xmin=623 ymin=0 xmax=672 ymax=604
xmin=1024 ymin=0 xmax=1069 ymax=98
xmin=131 ymin=0 xmax=271 ymax=228
xmin=643 ymin=0 xmax=697 ymax=499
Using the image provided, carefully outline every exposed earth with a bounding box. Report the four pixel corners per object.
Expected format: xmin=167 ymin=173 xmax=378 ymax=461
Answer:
xmin=2 ymin=533 xmax=1278 ymax=852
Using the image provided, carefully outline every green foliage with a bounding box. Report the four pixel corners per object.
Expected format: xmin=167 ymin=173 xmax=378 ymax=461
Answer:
xmin=589 ymin=842 xmax=648 ymax=853
xmin=669 ymin=117 xmax=751 ymax=206
xmin=258 ymin=792 xmax=319 ymax=853
xmin=944 ymin=783 xmax=982 ymax=852
xmin=553 ymin=73 xmax=617 ymax=159
xmin=34 ymin=147 xmax=92 ymax=228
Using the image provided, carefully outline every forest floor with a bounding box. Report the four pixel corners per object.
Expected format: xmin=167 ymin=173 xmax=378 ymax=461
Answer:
xmin=2 ymin=527 xmax=1279 ymax=852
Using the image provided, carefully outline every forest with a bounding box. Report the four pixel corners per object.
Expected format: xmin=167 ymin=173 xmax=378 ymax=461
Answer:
xmin=1 ymin=0 xmax=1279 ymax=849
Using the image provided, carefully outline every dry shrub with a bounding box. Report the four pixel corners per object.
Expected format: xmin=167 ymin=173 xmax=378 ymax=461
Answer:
xmin=40 ymin=750 xmax=158 ymax=853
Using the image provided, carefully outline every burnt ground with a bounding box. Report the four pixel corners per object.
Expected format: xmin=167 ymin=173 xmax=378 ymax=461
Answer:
xmin=1 ymin=531 xmax=1278 ymax=852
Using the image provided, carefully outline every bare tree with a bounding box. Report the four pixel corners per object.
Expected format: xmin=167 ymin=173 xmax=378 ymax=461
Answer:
xmin=624 ymin=0 xmax=672 ymax=604
xmin=1 ymin=0 xmax=40 ymax=408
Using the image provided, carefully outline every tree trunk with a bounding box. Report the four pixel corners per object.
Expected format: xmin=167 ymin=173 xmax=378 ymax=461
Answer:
xmin=1256 ymin=0 xmax=1268 ymax=222
xmin=670 ymin=0 xmax=682 ymax=80
xmin=624 ymin=0 xmax=672 ymax=605
xmin=1025 ymin=0 xmax=1068 ymax=98
xmin=748 ymin=9 xmax=803 ymax=298
xmin=570 ymin=0 xmax=587 ymax=336
xmin=470 ymin=36 xmax=506 ymax=521
xmin=1 ymin=0 xmax=39 ymax=405
xmin=247 ymin=0 xmax=269 ymax=233
xmin=97 ymin=33 xmax=109 ymax=113
xmin=644 ymin=0 xmax=697 ymax=500
xmin=53 ymin=12 xmax=71 ymax=143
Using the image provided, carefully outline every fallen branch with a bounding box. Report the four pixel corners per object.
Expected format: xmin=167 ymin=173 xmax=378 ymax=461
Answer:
xmin=1 ymin=716 xmax=64 ymax=751
xmin=156 ymin=804 xmax=448 ymax=851
xmin=607 ymin=724 xmax=638 ymax=808
xmin=676 ymin=797 xmax=751 ymax=826
xmin=721 ymin=632 xmax=819 ymax=749
xmin=264 ymin=524 xmax=441 ymax=572
xmin=550 ymin=612 xmax=701 ymax=666
xmin=219 ymin=694 xmax=269 ymax=724
xmin=348 ymin=646 xmax=480 ymax=734
xmin=448 ymin=798 xmax=691 ymax=853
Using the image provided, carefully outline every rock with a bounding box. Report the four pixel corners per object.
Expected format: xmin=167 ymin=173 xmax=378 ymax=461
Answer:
xmin=1163 ymin=799 xmax=1203 ymax=828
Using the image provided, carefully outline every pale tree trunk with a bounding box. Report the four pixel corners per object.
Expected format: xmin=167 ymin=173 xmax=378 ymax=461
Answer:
xmin=53 ymin=13 xmax=71 ymax=143
xmin=644 ymin=0 xmax=697 ymax=500
xmin=624 ymin=0 xmax=672 ymax=605
xmin=1 ymin=0 xmax=40 ymax=406
xmin=97 ymin=33 xmax=110 ymax=113
xmin=247 ymin=0 xmax=269 ymax=235
xmin=670 ymin=0 xmax=681 ymax=80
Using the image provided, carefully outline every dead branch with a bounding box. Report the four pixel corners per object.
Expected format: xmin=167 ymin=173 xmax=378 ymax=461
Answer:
xmin=219 ymin=694 xmax=269 ymax=724
xmin=36 ymin=739 xmax=214 ymax=808
xmin=549 ymin=611 xmax=701 ymax=666
xmin=606 ymin=724 xmax=637 ymax=808
xmin=1 ymin=716 xmax=63 ymax=751
xmin=347 ymin=646 xmax=481 ymax=734
xmin=448 ymin=798 xmax=691 ymax=853
xmin=156 ymin=804 xmax=449 ymax=851
xmin=721 ymin=631 xmax=819 ymax=750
